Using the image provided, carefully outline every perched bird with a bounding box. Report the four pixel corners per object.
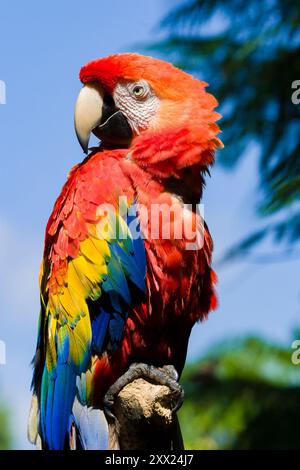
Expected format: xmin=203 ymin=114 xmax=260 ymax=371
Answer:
xmin=28 ymin=53 xmax=222 ymax=450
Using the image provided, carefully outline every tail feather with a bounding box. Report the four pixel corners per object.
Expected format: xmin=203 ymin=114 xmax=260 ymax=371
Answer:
xmin=72 ymin=397 xmax=109 ymax=450
xmin=28 ymin=393 xmax=109 ymax=450
xmin=28 ymin=394 xmax=39 ymax=446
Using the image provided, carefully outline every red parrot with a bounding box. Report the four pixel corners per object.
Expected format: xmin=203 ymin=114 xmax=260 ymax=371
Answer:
xmin=28 ymin=53 xmax=222 ymax=450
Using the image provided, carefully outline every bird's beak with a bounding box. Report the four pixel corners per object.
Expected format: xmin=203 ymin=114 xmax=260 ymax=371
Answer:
xmin=74 ymin=82 xmax=133 ymax=153
xmin=74 ymin=83 xmax=104 ymax=153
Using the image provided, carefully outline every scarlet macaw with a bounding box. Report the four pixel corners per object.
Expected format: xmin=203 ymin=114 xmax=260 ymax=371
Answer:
xmin=28 ymin=53 xmax=222 ymax=450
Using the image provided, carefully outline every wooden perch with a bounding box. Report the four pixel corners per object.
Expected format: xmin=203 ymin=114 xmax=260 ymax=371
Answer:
xmin=108 ymin=377 xmax=184 ymax=450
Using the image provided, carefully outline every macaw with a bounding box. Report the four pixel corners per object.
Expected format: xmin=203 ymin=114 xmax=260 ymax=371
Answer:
xmin=28 ymin=53 xmax=222 ymax=450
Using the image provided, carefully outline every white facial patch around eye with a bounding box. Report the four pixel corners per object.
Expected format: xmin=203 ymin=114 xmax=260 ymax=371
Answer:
xmin=113 ymin=80 xmax=160 ymax=134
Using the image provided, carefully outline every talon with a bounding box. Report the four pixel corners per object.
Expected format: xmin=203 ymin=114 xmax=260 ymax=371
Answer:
xmin=105 ymin=408 xmax=116 ymax=421
xmin=165 ymin=378 xmax=184 ymax=413
xmin=103 ymin=394 xmax=117 ymax=422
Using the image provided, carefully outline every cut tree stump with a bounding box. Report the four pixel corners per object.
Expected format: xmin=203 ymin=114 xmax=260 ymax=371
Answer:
xmin=108 ymin=377 xmax=184 ymax=450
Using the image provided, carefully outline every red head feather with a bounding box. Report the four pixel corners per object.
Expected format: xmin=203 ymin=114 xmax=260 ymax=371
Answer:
xmin=81 ymin=53 xmax=206 ymax=99
xmin=80 ymin=53 xmax=223 ymax=176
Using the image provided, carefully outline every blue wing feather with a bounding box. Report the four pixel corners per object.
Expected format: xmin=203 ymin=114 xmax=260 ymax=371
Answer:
xmin=92 ymin=309 xmax=110 ymax=353
xmin=37 ymin=203 xmax=147 ymax=449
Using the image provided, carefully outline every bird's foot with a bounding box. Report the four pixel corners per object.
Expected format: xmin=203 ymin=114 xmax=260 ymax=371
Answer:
xmin=103 ymin=363 xmax=184 ymax=421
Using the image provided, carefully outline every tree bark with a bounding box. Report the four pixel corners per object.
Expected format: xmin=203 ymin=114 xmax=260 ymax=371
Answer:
xmin=108 ymin=377 xmax=184 ymax=450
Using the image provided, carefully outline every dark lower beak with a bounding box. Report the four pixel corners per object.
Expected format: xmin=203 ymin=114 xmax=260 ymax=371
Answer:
xmin=74 ymin=83 xmax=133 ymax=153
xmin=92 ymin=94 xmax=133 ymax=149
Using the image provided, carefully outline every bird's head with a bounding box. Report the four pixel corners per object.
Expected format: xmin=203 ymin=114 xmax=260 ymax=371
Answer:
xmin=75 ymin=53 xmax=222 ymax=175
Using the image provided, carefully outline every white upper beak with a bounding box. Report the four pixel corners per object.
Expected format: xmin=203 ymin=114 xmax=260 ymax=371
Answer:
xmin=74 ymin=82 xmax=104 ymax=153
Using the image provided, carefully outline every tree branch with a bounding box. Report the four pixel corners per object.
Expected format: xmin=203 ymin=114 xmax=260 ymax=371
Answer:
xmin=108 ymin=377 xmax=184 ymax=450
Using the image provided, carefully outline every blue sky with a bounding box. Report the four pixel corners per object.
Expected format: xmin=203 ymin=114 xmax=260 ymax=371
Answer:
xmin=0 ymin=0 xmax=299 ymax=449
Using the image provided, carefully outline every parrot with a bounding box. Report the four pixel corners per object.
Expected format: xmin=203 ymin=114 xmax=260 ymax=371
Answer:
xmin=28 ymin=53 xmax=222 ymax=450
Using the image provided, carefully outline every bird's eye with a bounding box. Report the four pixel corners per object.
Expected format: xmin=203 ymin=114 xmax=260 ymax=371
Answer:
xmin=132 ymin=85 xmax=145 ymax=97
xmin=127 ymin=81 xmax=150 ymax=101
